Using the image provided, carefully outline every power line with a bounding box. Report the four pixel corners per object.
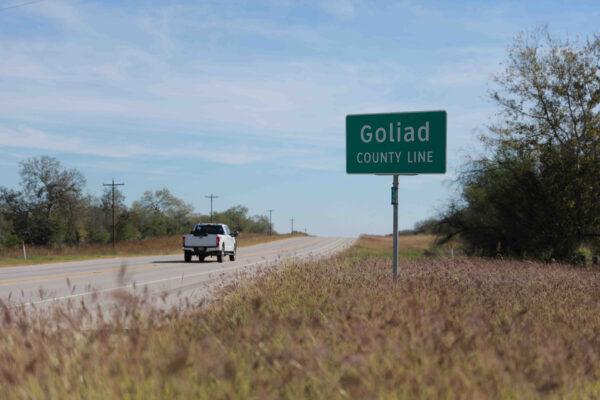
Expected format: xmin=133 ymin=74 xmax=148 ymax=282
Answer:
xmin=205 ymin=194 xmax=219 ymax=223
xmin=102 ymin=179 xmax=125 ymax=250
xmin=0 ymin=0 xmax=46 ymax=12
xmin=267 ymin=209 xmax=274 ymax=236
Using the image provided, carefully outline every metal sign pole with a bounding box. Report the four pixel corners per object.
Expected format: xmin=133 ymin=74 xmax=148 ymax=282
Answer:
xmin=392 ymin=174 xmax=399 ymax=280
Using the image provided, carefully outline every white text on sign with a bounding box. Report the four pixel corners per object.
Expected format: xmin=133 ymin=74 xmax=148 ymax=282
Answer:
xmin=360 ymin=121 xmax=430 ymax=143
xmin=356 ymin=151 xmax=434 ymax=164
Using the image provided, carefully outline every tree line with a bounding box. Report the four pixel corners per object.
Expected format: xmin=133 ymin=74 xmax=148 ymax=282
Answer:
xmin=438 ymin=29 xmax=600 ymax=262
xmin=0 ymin=156 xmax=274 ymax=247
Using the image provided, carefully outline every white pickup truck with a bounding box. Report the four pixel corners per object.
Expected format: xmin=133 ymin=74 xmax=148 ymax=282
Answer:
xmin=182 ymin=223 xmax=237 ymax=263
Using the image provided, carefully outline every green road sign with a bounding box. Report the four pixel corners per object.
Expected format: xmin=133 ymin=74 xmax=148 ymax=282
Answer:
xmin=346 ymin=110 xmax=447 ymax=174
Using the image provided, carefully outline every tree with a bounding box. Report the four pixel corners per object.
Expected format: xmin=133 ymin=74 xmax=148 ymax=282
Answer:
xmin=131 ymin=188 xmax=195 ymax=238
xmin=19 ymin=156 xmax=86 ymax=245
xmin=209 ymin=206 xmax=272 ymax=234
xmin=0 ymin=157 xmax=275 ymax=246
xmin=491 ymin=29 xmax=600 ymax=239
xmin=214 ymin=205 xmax=249 ymax=232
xmin=0 ymin=188 xmax=28 ymax=246
xmin=247 ymin=214 xmax=271 ymax=234
xmin=414 ymin=218 xmax=440 ymax=234
xmin=442 ymin=29 xmax=600 ymax=260
xmin=85 ymin=195 xmax=111 ymax=244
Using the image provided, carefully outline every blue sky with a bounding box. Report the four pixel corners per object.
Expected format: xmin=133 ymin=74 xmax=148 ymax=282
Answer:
xmin=1 ymin=0 xmax=598 ymax=236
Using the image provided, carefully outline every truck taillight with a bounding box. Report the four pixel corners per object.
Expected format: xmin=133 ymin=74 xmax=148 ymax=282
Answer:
xmin=216 ymin=235 xmax=221 ymax=248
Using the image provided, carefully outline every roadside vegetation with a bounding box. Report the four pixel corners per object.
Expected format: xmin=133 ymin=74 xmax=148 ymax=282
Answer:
xmin=0 ymin=156 xmax=276 ymax=249
xmin=437 ymin=29 xmax=600 ymax=263
xmin=2 ymin=235 xmax=599 ymax=399
xmin=0 ymin=232 xmax=299 ymax=267
xmin=0 ymin=156 xmax=290 ymax=266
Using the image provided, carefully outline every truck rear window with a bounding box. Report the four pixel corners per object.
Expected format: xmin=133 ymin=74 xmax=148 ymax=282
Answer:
xmin=194 ymin=225 xmax=224 ymax=235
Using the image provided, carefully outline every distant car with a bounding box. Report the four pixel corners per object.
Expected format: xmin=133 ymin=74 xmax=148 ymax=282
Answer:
xmin=182 ymin=223 xmax=237 ymax=263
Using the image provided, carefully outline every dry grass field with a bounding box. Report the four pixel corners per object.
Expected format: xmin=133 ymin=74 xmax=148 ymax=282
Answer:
xmin=0 ymin=233 xmax=296 ymax=267
xmin=1 ymin=236 xmax=599 ymax=398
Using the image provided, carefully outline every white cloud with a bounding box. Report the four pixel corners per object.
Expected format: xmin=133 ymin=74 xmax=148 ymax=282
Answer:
xmin=23 ymin=0 xmax=83 ymax=29
xmin=0 ymin=1 xmax=427 ymax=152
xmin=0 ymin=127 xmax=150 ymax=158
xmin=0 ymin=126 xmax=263 ymax=165
xmin=427 ymin=58 xmax=501 ymax=87
xmin=428 ymin=67 xmax=488 ymax=87
xmin=0 ymin=55 xmax=414 ymax=146
xmin=395 ymin=0 xmax=438 ymax=18
xmin=0 ymin=54 xmax=52 ymax=80
xmin=0 ymin=0 xmax=504 ymax=174
xmin=320 ymin=0 xmax=355 ymax=19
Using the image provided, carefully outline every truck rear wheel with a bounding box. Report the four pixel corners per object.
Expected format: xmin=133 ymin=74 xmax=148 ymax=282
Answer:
xmin=184 ymin=251 xmax=192 ymax=262
xmin=229 ymin=253 xmax=235 ymax=261
xmin=217 ymin=245 xmax=225 ymax=263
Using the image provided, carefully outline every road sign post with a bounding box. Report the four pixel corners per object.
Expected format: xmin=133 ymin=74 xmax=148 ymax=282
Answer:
xmin=346 ymin=110 xmax=446 ymax=279
xmin=392 ymin=174 xmax=399 ymax=280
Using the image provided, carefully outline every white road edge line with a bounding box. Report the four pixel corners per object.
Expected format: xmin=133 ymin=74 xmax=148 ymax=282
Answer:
xmin=24 ymin=259 xmax=269 ymax=306
xmin=22 ymin=237 xmax=354 ymax=307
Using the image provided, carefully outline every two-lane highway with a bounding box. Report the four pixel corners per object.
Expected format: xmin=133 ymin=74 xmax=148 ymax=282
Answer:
xmin=0 ymin=236 xmax=354 ymax=309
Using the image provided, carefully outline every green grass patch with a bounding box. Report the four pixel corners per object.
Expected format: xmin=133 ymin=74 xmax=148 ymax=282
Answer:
xmin=345 ymin=242 xmax=423 ymax=261
xmin=346 ymin=234 xmax=437 ymax=261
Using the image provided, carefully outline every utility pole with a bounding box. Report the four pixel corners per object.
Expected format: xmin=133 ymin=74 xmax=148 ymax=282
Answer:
xmin=290 ymin=218 xmax=294 ymax=235
xmin=267 ymin=209 xmax=274 ymax=236
xmin=205 ymin=194 xmax=219 ymax=222
xmin=103 ymin=179 xmax=125 ymax=250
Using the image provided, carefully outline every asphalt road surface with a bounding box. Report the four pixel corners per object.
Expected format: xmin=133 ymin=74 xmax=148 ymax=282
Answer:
xmin=0 ymin=236 xmax=354 ymax=310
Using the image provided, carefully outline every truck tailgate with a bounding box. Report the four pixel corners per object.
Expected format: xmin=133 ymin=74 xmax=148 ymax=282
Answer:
xmin=185 ymin=234 xmax=217 ymax=247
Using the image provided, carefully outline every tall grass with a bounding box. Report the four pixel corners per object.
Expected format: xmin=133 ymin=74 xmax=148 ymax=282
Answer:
xmin=1 ymin=237 xmax=599 ymax=398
